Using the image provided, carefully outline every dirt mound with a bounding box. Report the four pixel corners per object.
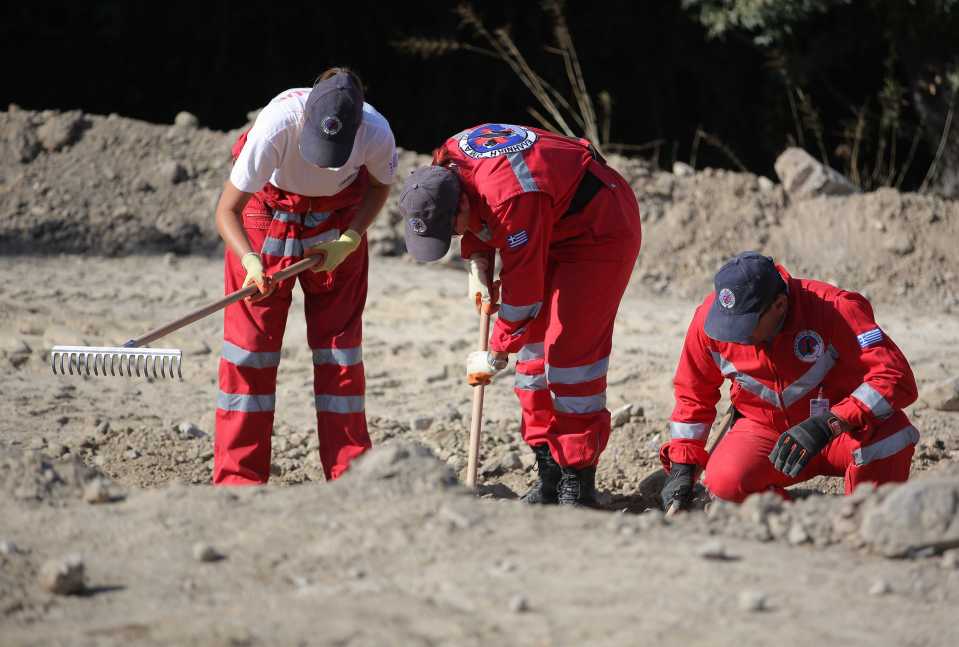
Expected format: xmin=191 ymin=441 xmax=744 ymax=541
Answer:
xmin=4 ymin=106 xmax=958 ymax=308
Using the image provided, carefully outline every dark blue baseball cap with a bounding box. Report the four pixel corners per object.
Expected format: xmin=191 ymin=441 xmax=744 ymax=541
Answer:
xmin=299 ymin=72 xmax=364 ymax=168
xmin=704 ymin=252 xmax=787 ymax=344
xmin=399 ymin=166 xmax=462 ymax=262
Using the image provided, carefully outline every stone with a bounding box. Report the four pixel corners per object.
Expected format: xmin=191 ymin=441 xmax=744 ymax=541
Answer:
xmin=0 ymin=540 xmax=19 ymax=555
xmin=757 ymin=176 xmax=775 ymax=192
xmin=924 ymin=377 xmax=959 ymax=412
xmin=941 ymin=549 xmax=959 ymax=570
xmin=83 ymin=477 xmax=113 ymax=504
xmin=869 ymin=579 xmax=892 ymax=596
xmin=672 ymin=161 xmax=694 ymax=177
xmin=154 ymin=160 xmax=188 ymax=185
xmin=737 ymin=590 xmax=767 ymax=612
xmin=787 ymin=522 xmax=811 ymax=545
xmin=860 ymin=478 xmax=959 ymax=557
xmin=696 ymin=540 xmax=729 ymax=560
xmin=36 ymin=112 xmax=85 ymax=151
xmin=882 ymin=233 xmax=915 ymax=256
xmin=177 ymin=422 xmax=206 ymax=439
xmin=38 ymin=555 xmax=85 ymax=595
xmin=611 ymin=404 xmax=634 ymax=429
xmin=193 ymin=543 xmax=224 ymax=562
xmin=774 ymin=147 xmax=858 ymax=198
xmin=174 ymin=111 xmax=199 ymax=128
xmin=410 ymin=415 xmax=434 ymax=432
xmin=509 ymin=594 xmax=530 ymax=613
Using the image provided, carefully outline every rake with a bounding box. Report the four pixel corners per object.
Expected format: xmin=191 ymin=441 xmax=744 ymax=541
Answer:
xmin=50 ymin=256 xmax=321 ymax=380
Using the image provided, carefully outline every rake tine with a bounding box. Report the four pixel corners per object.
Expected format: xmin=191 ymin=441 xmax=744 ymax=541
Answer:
xmin=59 ymin=352 xmax=66 ymax=376
xmin=51 ymin=351 xmax=58 ymax=375
xmin=67 ymin=353 xmax=75 ymax=376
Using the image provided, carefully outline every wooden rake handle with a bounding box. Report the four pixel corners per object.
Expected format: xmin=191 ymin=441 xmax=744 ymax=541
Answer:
xmin=465 ymin=308 xmax=492 ymax=489
xmin=127 ymin=255 xmax=322 ymax=348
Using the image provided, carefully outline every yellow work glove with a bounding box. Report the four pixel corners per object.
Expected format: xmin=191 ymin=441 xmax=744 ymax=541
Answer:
xmin=241 ymin=252 xmax=275 ymax=302
xmin=306 ymin=229 xmax=362 ymax=273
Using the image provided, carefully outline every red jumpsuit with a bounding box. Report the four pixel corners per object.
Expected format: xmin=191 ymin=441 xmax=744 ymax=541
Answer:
xmin=661 ymin=266 xmax=919 ymax=502
xmin=214 ymin=133 xmax=372 ymax=485
xmin=444 ymin=124 xmax=642 ymax=468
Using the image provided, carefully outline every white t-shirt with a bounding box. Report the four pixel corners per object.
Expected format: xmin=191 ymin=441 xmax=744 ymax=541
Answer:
xmin=230 ymin=88 xmax=397 ymax=197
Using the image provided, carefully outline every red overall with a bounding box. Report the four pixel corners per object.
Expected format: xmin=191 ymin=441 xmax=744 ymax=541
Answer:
xmin=214 ymin=133 xmax=372 ymax=485
xmin=661 ymin=266 xmax=919 ymax=502
xmin=446 ymin=124 xmax=642 ymax=468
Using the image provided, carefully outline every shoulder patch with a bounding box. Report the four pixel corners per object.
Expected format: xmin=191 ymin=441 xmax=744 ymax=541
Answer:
xmin=857 ymin=327 xmax=884 ymax=349
xmin=458 ymin=124 xmax=537 ymax=159
xmin=506 ymin=230 xmax=529 ymax=249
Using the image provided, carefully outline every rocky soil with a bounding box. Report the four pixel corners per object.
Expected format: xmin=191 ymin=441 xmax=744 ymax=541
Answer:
xmin=2 ymin=106 xmax=959 ymax=645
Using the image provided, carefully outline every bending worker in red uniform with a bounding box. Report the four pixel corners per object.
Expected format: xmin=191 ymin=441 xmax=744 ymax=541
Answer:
xmin=398 ymin=123 xmax=642 ymax=506
xmin=660 ymin=251 xmax=919 ymax=509
xmin=212 ymin=68 xmax=397 ymax=484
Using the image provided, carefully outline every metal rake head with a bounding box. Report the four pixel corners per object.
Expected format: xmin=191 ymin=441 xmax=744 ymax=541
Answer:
xmin=50 ymin=346 xmax=183 ymax=380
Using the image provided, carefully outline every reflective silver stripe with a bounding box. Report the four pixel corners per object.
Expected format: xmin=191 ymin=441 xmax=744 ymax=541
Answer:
xmin=507 ymin=152 xmax=540 ymax=192
xmin=853 ymin=426 xmax=919 ymax=466
xmin=670 ymin=421 xmax=709 ymax=440
xmin=781 ymin=344 xmax=839 ymax=407
xmin=312 ymin=346 xmax=363 ymax=366
xmin=301 ymin=229 xmax=341 ymax=249
xmin=710 ymin=351 xmax=782 ymax=408
xmin=261 ymin=236 xmax=303 ymax=257
xmin=552 ymin=392 xmax=607 ymax=414
xmin=499 ymin=301 xmax=542 ymax=323
xmin=221 ymin=341 xmax=281 ymax=369
xmin=217 ymin=391 xmax=276 ymax=412
xmin=852 ymin=383 xmax=894 ymax=420
xmin=304 ymin=212 xmax=331 ymax=227
xmin=546 ymin=356 xmax=609 ymax=385
xmin=515 ymin=372 xmax=547 ymax=391
xmin=315 ymin=394 xmax=365 ymax=413
xmin=517 ymin=342 xmax=545 ymax=362
xmin=273 ymin=211 xmax=302 ymax=223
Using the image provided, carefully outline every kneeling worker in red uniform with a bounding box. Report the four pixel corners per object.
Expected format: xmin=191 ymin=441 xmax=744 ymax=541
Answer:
xmin=661 ymin=252 xmax=919 ymax=509
xmin=398 ymin=123 xmax=642 ymax=506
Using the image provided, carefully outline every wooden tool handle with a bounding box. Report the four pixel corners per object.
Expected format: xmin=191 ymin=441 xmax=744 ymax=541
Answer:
xmin=465 ymin=309 xmax=491 ymax=489
xmin=128 ymin=256 xmax=322 ymax=348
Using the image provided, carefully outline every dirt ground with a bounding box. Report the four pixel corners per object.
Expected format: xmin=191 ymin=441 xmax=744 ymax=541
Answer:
xmin=2 ymin=107 xmax=959 ymax=645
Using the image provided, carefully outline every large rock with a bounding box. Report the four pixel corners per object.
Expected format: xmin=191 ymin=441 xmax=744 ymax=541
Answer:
xmin=924 ymin=377 xmax=959 ymax=411
xmin=859 ymin=479 xmax=959 ymax=557
xmin=774 ymin=147 xmax=859 ymax=198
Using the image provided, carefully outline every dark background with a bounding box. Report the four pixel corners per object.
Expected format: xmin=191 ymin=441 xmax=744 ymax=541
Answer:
xmin=2 ymin=1 xmax=955 ymax=189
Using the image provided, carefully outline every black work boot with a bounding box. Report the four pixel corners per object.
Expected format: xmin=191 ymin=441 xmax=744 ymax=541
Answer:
xmin=520 ymin=444 xmax=561 ymax=504
xmin=557 ymin=466 xmax=600 ymax=508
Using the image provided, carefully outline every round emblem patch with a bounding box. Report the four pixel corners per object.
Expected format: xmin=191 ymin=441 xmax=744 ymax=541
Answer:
xmin=718 ymin=288 xmax=736 ymax=309
xmin=459 ymin=123 xmax=537 ymax=159
xmin=321 ymin=115 xmax=342 ymax=136
xmin=793 ymin=330 xmax=824 ymax=363
xmin=408 ymin=217 xmax=427 ymax=234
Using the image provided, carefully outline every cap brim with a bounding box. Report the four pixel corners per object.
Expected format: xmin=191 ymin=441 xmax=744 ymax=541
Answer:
xmin=404 ymin=228 xmax=452 ymax=263
xmin=703 ymin=299 xmax=761 ymax=344
xmin=299 ymin=126 xmax=356 ymax=168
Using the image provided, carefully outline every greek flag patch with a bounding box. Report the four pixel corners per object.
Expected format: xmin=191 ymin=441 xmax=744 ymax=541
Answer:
xmin=507 ymin=230 xmax=529 ymax=249
xmin=857 ymin=327 xmax=884 ymax=349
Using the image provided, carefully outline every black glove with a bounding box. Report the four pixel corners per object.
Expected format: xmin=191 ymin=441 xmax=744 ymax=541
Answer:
xmin=768 ymin=413 xmax=835 ymax=478
xmin=660 ymin=463 xmax=695 ymax=511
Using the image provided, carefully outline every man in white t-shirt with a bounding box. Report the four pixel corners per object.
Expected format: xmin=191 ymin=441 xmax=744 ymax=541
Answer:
xmin=212 ymin=68 xmax=397 ymax=485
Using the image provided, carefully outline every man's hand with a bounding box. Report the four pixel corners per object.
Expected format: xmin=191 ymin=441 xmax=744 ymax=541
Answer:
xmin=768 ymin=413 xmax=836 ymax=478
xmin=660 ymin=463 xmax=695 ymax=511
xmin=305 ymin=229 xmax=362 ymax=273
xmin=466 ymin=350 xmax=507 ymax=386
xmin=241 ymin=252 xmax=275 ymax=302
xmin=468 ymin=253 xmax=500 ymax=314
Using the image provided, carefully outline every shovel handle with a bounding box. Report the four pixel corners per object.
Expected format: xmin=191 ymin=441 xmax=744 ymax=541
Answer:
xmin=127 ymin=256 xmax=322 ymax=348
xmin=465 ymin=309 xmax=491 ymax=489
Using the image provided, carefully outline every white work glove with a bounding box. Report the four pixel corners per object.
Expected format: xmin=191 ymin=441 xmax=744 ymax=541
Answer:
xmin=241 ymin=252 xmax=275 ymax=302
xmin=468 ymin=253 xmax=500 ymax=314
xmin=466 ymin=350 xmax=508 ymax=386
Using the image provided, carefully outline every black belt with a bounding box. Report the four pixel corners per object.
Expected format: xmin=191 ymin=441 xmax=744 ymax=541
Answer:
xmin=562 ymin=169 xmax=604 ymax=218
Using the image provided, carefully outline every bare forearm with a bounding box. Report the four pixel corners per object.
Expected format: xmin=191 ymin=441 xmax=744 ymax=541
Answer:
xmin=347 ymin=182 xmax=391 ymax=235
xmin=214 ymin=181 xmax=256 ymax=258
